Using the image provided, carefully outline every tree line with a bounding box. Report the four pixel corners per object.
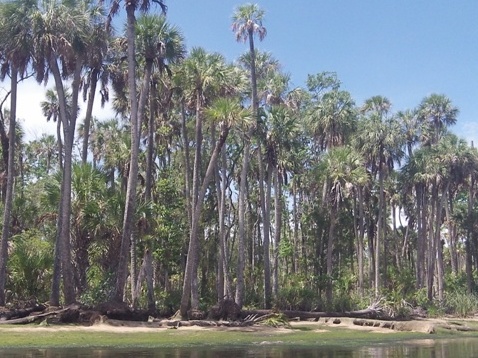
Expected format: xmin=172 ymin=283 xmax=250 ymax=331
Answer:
xmin=0 ymin=0 xmax=477 ymax=317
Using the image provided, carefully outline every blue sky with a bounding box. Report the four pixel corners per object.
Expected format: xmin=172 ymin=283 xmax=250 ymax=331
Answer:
xmin=164 ymin=0 xmax=478 ymax=144
xmin=13 ymin=1 xmax=478 ymax=144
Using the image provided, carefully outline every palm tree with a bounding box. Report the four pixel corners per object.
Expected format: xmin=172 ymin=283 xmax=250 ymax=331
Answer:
xmin=135 ymin=14 xmax=185 ymax=201
xmin=0 ymin=0 xmax=35 ymax=306
xmin=319 ymin=146 xmax=367 ymax=305
xmin=80 ymin=20 xmax=110 ymax=164
xmin=356 ymin=96 xmax=403 ymax=296
xmin=128 ymin=13 xmax=185 ymax=306
xmin=178 ymin=48 xmax=235 ymax=317
xmin=232 ymin=2 xmax=267 ymax=309
xmin=107 ymin=0 xmax=167 ymax=304
xmin=417 ymin=94 xmax=458 ymax=145
xmin=31 ymin=0 xmax=103 ymax=305
xmin=308 ymin=90 xmax=356 ymax=151
xmin=40 ymin=88 xmax=76 ymax=170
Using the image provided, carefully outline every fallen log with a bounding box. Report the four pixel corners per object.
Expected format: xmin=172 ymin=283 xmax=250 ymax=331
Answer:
xmin=240 ymin=307 xmax=386 ymax=321
xmin=0 ymin=304 xmax=46 ymax=321
xmin=0 ymin=305 xmax=73 ymax=325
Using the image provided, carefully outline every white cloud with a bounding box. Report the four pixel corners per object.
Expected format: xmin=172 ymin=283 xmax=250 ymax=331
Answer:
xmin=6 ymin=78 xmax=115 ymax=142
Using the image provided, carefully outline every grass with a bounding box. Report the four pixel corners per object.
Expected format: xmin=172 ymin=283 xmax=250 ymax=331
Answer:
xmin=0 ymin=323 xmax=450 ymax=349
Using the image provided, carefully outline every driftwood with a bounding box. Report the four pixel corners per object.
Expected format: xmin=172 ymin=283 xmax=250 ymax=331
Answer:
xmin=0 ymin=306 xmax=72 ymax=325
xmin=0 ymin=303 xmax=46 ymax=321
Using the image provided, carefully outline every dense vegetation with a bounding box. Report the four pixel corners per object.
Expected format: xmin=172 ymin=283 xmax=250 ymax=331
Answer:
xmin=0 ymin=0 xmax=477 ymax=318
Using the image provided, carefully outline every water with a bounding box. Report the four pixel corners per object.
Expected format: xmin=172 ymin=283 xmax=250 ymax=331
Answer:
xmin=1 ymin=339 xmax=478 ymax=358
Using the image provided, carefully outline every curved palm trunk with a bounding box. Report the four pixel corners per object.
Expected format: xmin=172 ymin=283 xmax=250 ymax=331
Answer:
xmin=180 ymin=125 xmax=230 ymax=317
xmin=49 ymin=54 xmax=80 ymax=305
xmin=114 ymin=5 xmax=140 ymax=302
xmin=181 ymin=100 xmax=192 ymax=231
xmin=0 ymin=68 xmax=17 ymax=306
xmin=186 ymin=91 xmax=203 ymax=310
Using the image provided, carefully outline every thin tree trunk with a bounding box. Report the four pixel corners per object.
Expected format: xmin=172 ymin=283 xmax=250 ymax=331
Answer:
xmin=144 ymin=81 xmax=156 ymax=202
xmin=263 ymin=164 xmax=272 ymax=307
xmin=181 ymin=99 xmax=192 ymax=232
xmin=81 ymin=68 xmax=98 ymax=163
xmin=114 ymin=5 xmax=141 ymax=302
xmin=0 ymin=68 xmax=17 ymax=306
xmin=180 ymin=126 xmax=230 ymax=317
xmin=272 ymin=166 xmax=282 ymax=300
xmin=236 ymin=138 xmax=249 ymax=309
xmin=48 ymin=54 xmax=79 ymax=305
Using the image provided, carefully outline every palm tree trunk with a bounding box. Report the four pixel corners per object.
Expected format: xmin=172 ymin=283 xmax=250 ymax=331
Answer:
xmin=467 ymin=173 xmax=475 ymax=293
xmin=81 ymin=68 xmax=98 ymax=163
xmin=357 ymin=186 xmax=365 ymax=295
xmin=144 ymin=81 xmax=156 ymax=202
xmin=114 ymin=5 xmax=140 ymax=302
xmin=375 ymin=167 xmax=384 ymax=297
xmin=0 ymin=68 xmax=17 ymax=306
xmin=263 ymin=164 xmax=272 ymax=307
xmin=181 ymin=99 xmax=192 ymax=232
xmin=48 ymin=55 xmax=79 ymax=305
xmin=180 ymin=126 xmax=230 ymax=317
xmin=272 ymin=166 xmax=282 ymax=300
xmin=235 ymin=138 xmax=249 ymax=309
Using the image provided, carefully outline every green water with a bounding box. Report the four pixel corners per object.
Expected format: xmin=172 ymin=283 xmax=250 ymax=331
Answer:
xmin=1 ymin=338 xmax=478 ymax=358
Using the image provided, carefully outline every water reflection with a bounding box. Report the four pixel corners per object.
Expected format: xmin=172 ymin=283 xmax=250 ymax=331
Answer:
xmin=2 ymin=338 xmax=478 ymax=358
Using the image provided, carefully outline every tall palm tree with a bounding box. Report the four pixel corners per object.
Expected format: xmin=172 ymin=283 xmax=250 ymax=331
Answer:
xmin=417 ymin=94 xmax=458 ymax=146
xmin=232 ymin=2 xmax=267 ymax=309
xmin=356 ymin=96 xmax=403 ymax=296
xmin=31 ymin=0 xmax=103 ymax=305
xmin=0 ymin=0 xmax=35 ymax=306
xmin=319 ymin=146 xmax=367 ymax=305
xmin=178 ymin=48 xmax=234 ymax=317
xmin=80 ymin=19 xmax=110 ymax=164
xmin=129 ymin=13 xmax=184 ymax=306
xmin=135 ymin=14 xmax=185 ymax=201
xmin=107 ymin=0 xmax=167 ymax=304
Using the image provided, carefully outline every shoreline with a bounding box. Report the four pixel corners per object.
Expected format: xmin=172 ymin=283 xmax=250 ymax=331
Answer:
xmin=1 ymin=317 xmax=478 ymax=349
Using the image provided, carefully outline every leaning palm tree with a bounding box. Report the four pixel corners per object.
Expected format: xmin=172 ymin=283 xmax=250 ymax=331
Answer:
xmin=0 ymin=0 xmax=36 ymax=306
xmin=232 ymin=2 xmax=267 ymax=309
xmin=130 ymin=13 xmax=185 ymax=307
xmin=178 ymin=48 xmax=234 ymax=317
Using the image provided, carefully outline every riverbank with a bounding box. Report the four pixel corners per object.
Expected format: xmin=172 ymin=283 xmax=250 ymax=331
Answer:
xmin=1 ymin=317 xmax=478 ymax=348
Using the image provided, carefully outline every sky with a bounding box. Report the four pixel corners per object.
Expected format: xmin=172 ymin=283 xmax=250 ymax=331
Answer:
xmin=7 ymin=0 xmax=478 ymax=144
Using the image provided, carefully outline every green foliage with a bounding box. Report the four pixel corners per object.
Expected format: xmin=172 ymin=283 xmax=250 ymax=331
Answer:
xmin=444 ymin=272 xmax=468 ymax=294
xmin=445 ymin=292 xmax=478 ymax=318
xmin=79 ymin=268 xmax=114 ymax=306
xmin=275 ymin=275 xmax=316 ymax=311
xmin=259 ymin=313 xmax=291 ymax=328
xmin=7 ymin=230 xmax=53 ymax=302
